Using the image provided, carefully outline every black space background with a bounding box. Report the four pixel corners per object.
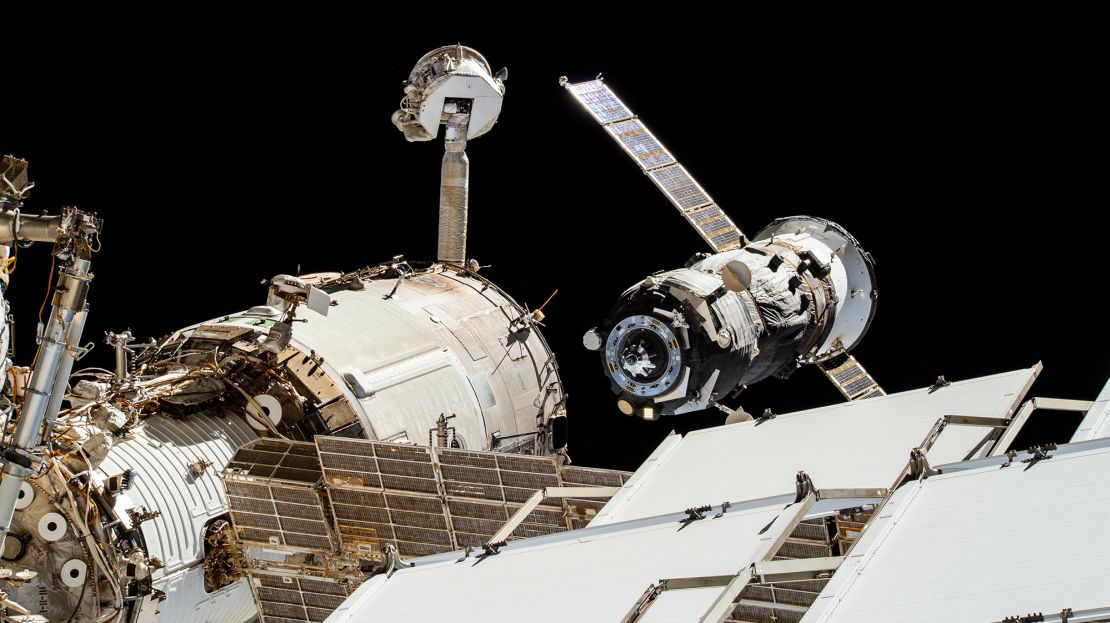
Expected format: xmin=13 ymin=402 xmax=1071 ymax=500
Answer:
xmin=3 ymin=9 xmax=1105 ymax=471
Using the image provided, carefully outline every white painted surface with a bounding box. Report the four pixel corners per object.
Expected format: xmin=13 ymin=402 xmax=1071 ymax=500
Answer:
xmin=148 ymin=568 xmax=256 ymax=623
xmin=98 ymin=410 xmax=257 ymax=575
xmin=804 ymin=444 xmax=1110 ymax=623
xmin=593 ymin=367 xmax=1037 ymax=524
xmin=327 ymin=498 xmax=799 ymax=623
xmin=1071 ymin=376 xmax=1110 ymax=442
xmin=639 ymin=586 xmax=723 ymax=623
xmin=210 ymin=269 xmax=561 ymax=451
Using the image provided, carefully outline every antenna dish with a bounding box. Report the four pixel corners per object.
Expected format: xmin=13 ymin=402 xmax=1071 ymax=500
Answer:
xmin=582 ymin=329 xmax=603 ymax=352
xmin=246 ymin=394 xmax=283 ymax=431
xmin=721 ymin=260 xmax=752 ymax=292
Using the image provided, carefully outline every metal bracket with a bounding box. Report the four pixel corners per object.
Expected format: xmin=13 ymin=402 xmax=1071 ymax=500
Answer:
xmin=795 ymin=471 xmax=815 ymax=503
xmin=619 ymin=575 xmax=736 ymax=623
xmin=992 ymin=606 xmax=1110 ymax=623
xmin=0 ymin=444 xmax=37 ymax=472
xmin=945 ymin=415 xmax=1010 ymax=427
xmin=1002 ymin=613 xmax=1045 ymax=623
xmin=714 ymin=501 xmax=732 ymax=518
xmin=928 ymin=375 xmax=951 ymax=393
xmin=478 ymin=540 xmax=506 ymax=559
xmin=752 ymin=556 xmax=844 ymax=583
xmin=794 ymin=471 xmax=887 ymax=506
xmin=990 ymin=395 xmax=1091 ymax=457
xmin=678 ymin=505 xmax=712 ymax=529
xmin=383 ymin=543 xmax=413 ymax=578
xmin=127 ymin=507 xmax=161 ymax=527
xmin=908 ymin=448 xmax=939 ymax=480
xmin=1022 ymin=443 xmax=1056 ymax=469
xmin=485 ymin=485 xmax=619 ymax=547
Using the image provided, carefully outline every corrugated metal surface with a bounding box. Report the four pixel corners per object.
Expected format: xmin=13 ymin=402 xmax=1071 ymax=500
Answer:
xmin=326 ymin=497 xmax=799 ymax=623
xmin=803 ymin=444 xmax=1110 ymax=622
xmin=152 ymin=568 xmax=256 ymax=623
xmin=98 ymin=409 xmax=257 ymax=575
xmin=593 ymin=367 xmax=1037 ymax=524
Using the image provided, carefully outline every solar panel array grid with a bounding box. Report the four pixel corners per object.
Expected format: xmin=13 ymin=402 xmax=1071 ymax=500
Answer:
xmin=226 ymin=480 xmax=334 ymax=552
xmin=438 ymin=449 xmax=503 ymax=492
xmin=226 ymin=438 xmax=322 ymax=484
xmin=561 ymin=465 xmax=629 ymax=488
xmin=565 ymin=499 xmax=609 ymax=530
xmin=605 ymin=119 xmax=676 ymax=170
xmin=439 ymin=448 xmax=563 ymax=508
xmin=683 ymin=204 xmax=743 ymax=251
xmin=230 ymin=435 xmax=632 ymax=623
xmin=253 ymin=573 xmax=349 ymax=623
xmin=567 ymin=80 xmax=634 ymax=124
xmin=506 ymin=504 xmax=566 ymax=539
xmin=224 ymin=439 xmax=334 ymax=552
xmin=648 ymin=164 xmax=713 ymax=211
xmin=818 ymin=354 xmax=886 ymax=401
xmin=565 ymin=78 xmax=747 ymax=253
xmin=320 ymin=438 xmax=452 ymax=557
xmin=237 ymin=436 xmax=638 ymax=563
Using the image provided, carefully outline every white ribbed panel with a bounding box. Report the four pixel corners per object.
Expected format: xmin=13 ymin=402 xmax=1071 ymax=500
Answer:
xmin=99 ymin=409 xmax=257 ymax=574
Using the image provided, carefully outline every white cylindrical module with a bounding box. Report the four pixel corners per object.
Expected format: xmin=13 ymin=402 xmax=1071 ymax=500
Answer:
xmin=4 ymin=409 xmax=259 ymax=622
xmin=591 ymin=216 xmax=876 ymax=417
xmin=202 ymin=264 xmax=565 ymax=453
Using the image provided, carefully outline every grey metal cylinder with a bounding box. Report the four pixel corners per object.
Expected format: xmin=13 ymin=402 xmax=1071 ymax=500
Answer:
xmin=114 ymin=341 xmax=128 ymax=381
xmin=438 ymin=151 xmax=470 ymax=264
xmin=42 ymin=307 xmax=89 ymax=440
xmin=0 ymin=212 xmax=63 ymax=244
xmin=0 ymin=259 xmax=92 ymax=539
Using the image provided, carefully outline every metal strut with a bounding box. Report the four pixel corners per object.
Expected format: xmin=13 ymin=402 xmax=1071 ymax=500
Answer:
xmin=0 ymin=194 xmax=101 ymax=554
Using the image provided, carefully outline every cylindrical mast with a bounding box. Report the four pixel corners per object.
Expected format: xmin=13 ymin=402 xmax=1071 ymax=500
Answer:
xmin=438 ymin=115 xmax=471 ymax=264
xmin=392 ymin=45 xmax=505 ymax=266
xmin=0 ymin=257 xmax=94 ymax=541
